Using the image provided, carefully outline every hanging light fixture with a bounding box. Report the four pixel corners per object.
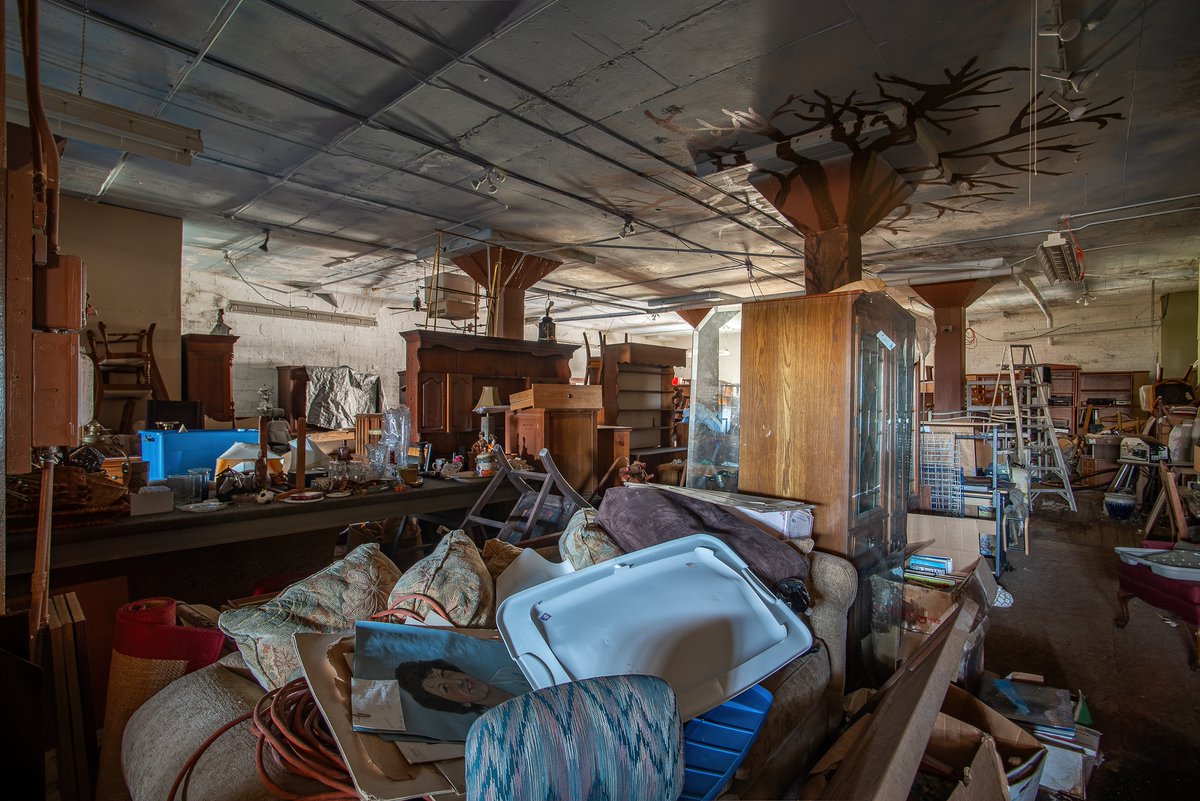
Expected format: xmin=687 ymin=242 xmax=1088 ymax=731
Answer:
xmin=1039 ymin=18 xmax=1082 ymax=42
xmin=618 ymin=213 xmax=635 ymax=238
xmin=1041 ymin=67 xmax=1099 ymax=94
xmin=1048 ymin=92 xmax=1088 ymax=121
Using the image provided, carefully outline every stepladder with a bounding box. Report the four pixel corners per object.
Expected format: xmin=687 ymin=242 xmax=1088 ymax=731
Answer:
xmin=989 ymin=345 xmax=1077 ymax=512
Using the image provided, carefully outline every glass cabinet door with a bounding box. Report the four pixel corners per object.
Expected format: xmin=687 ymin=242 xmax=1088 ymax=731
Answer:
xmin=855 ymin=332 xmax=885 ymax=515
xmin=686 ymin=306 xmax=742 ymax=493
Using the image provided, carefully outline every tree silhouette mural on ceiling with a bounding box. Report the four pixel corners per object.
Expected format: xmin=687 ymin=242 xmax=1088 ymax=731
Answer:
xmin=647 ymin=58 xmax=1123 ymax=235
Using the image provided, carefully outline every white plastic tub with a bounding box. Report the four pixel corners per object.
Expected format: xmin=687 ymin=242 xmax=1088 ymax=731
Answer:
xmin=496 ymin=534 xmax=813 ymax=721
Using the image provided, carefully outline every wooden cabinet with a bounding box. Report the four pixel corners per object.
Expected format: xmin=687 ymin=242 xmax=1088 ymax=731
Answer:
xmin=182 ymin=334 xmax=238 ymax=421
xmin=596 ymin=425 xmax=632 ymax=488
xmin=401 ymin=330 xmax=579 ymax=457
xmin=505 ymin=408 xmax=599 ymax=492
xmin=32 ymin=332 xmax=80 ymax=447
xmin=739 ymin=292 xmax=915 ymax=559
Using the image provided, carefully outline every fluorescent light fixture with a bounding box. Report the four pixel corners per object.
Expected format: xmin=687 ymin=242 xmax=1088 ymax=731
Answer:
xmin=7 ymin=75 xmax=203 ymax=165
xmin=646 ymin=290 xmax=729 ymax=307
xmin=226 ymin=300 xmax=377 ymax=327
xmin=1036 ymin=232 xmax=1083 ymax=284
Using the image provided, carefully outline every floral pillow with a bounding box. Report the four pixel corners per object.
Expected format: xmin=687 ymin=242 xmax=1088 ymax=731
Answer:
xmin=482 ymin=537 xmax=524 ymax=582
xmin=381 ymin=530 xmax=494 ymax=627
xmin=558 ymin=508 xmax=625 ymax=570
xmin=218 ymin=542 xmax=400 ymax=689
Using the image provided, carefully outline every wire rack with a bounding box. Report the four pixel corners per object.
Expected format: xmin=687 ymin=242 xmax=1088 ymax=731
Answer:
xmin=919 ymin=429 xmax=964 ymax=515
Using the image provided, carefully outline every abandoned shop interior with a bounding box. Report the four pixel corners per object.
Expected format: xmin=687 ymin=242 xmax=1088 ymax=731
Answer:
xmin=3 ymin=1 xmax=1200 ymax=799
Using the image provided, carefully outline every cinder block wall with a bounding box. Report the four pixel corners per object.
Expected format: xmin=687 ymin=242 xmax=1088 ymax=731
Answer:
xmin=965 ymin=298 xmax=1159 ymax=373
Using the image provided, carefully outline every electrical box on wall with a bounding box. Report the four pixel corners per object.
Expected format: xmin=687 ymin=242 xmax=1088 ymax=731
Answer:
xmin=33 ymin=254 xmax=87 ymax=330
xmin=31 ymin=331 xmax=81 ymax=447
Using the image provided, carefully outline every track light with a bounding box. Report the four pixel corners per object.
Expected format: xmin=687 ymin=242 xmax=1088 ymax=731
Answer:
xmin=1048 ymin=92 xmax=1087 ymax=121
xmin=470 ymin=168 xmax=505 ymax=193
xmin=1076 ymin=292 xmax=1095 ymax=306
xmin=1041 ymin=67 xmax=1099 ymax=94
xmin=259 ymin=230 xmax=270 ymax=252
xmin=1039 ymin=19 xmax=1082 ymax=42
xmin=618 ymin=214 xmax=635 ymax=238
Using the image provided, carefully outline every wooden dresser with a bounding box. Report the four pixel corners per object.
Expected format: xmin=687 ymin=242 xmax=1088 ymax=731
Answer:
xmin=401 ymin=330 xmax=579 ymax=458
xmin=182 ymin=334 xmax=238 ymax=421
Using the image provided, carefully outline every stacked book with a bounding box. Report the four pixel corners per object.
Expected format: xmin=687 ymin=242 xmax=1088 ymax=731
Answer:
xmin=904 ymin=554 xmax=961 ymax=588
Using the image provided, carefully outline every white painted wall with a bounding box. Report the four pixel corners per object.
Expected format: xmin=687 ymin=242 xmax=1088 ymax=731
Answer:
xmin=181 ymin=270 xmax=426 ymax=416
xmin=965 ymin=298 xmax=1160 ymax=373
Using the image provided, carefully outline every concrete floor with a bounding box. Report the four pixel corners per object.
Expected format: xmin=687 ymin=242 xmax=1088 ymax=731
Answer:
xmin=985 ymin=491 xmax=1200 ymax=801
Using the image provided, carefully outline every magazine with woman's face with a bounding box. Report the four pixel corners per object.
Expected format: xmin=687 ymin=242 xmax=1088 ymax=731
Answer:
xmin=351 ymin=621 xmax=533 ymax=742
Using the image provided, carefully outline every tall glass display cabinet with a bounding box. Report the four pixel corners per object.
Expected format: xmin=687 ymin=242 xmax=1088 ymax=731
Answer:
xmin=687 ymin=291 xmax=917 ymax=687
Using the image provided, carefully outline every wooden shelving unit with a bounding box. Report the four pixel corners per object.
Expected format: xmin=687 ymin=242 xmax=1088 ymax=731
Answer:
xmin=1077 ymin=370 xmax=1151 ymax=432
xmin=601 ymin=342 xmax=687 ymax=466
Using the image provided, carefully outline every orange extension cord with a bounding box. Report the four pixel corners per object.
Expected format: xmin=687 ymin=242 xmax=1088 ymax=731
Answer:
xmin=170 ymin=593 xmax=452 ymax=801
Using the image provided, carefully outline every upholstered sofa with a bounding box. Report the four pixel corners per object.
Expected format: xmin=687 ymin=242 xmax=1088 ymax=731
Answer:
xmin=122 ymin=528 xmax=856 ymax=801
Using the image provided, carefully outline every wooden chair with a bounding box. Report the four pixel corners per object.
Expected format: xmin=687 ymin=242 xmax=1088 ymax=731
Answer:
xmin=461 ymin=444 xmax=592 ymax=544
xmin=85 ymin=322 xmax=168 ymax=432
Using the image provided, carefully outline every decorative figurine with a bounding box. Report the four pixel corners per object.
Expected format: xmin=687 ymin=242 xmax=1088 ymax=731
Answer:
xmin=254 ymin=385 xmax=273 ymax=416
xmin=210 ymin=308 xmax=232 ymax=336
xmin=619 ymin=459 xmax=653 ymax=484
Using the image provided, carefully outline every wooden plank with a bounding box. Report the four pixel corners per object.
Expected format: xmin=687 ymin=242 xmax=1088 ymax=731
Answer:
xmin=47 ymin=597 xmax=78 ymax=801
xmin=6 ymin=167 xmax=33 ymax=474
xmin=65 ymin=591 xmax=100 ymax=783
xmin=822 ymin=601 xmax=977 ymax=801
xmin=55 ymin=593 xmax=92 ymax=801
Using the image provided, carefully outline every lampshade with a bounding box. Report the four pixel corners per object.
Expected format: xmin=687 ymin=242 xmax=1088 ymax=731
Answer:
xmin=285 ymin=437 xmax=330 ymax=471
xmin=216 ymin=441 xmax=283 ymax=472
xmin=473 ymin=385 xmax=504 ymax=413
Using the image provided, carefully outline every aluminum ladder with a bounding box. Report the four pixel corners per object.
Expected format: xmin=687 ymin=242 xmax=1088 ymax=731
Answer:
xmin=989 ymin=345 xmax=1077 ymax=511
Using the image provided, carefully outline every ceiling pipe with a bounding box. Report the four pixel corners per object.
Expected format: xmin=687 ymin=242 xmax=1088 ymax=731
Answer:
xmin=1016 ymin=274 xmax=1055 ymax=327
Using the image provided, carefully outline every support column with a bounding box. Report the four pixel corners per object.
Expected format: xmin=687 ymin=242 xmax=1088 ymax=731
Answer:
xmin=750 ymin=151 xmax=911 ymax=294
xmin=451 ymin=248 xmax=562 ymax=339
xmin=911 ymin=278 xmax=994 ymax=411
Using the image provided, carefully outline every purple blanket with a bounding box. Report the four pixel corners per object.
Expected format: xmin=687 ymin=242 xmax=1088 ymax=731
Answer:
xmin=596 ymin=487 xmax=809 ymax=587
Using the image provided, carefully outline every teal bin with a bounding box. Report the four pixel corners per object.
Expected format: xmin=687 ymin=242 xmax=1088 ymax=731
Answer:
xmin=138 ymin=429 xmax=260 ymax=481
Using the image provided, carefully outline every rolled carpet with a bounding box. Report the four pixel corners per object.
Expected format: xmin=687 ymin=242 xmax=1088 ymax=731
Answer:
xmin=95 ymin=599 xmax=226 ymax=801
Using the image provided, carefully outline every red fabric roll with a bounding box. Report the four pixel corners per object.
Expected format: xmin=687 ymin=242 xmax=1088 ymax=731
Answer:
xmin=112 ymin=597 xmax=225 ymax=673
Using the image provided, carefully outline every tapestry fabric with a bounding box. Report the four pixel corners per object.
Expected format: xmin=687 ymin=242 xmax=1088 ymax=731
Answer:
xmin=382 ymin=530 xmax=494 ymax=627
xmin=595 ymin=487 xmax=809 ymax=586
xmin=558 ymin=508 xmax=626 ymax=570
xmin=481 ymin=537 xmax=524 ymax=581
xmin=218 ymin=543 xmax=400 ymax=689
xmin=466 ymin=674 xmax=684 ymax=801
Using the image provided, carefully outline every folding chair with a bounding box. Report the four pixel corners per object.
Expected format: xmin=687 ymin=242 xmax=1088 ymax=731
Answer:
xmin=461 ymin=444 xmax=592 ymax=545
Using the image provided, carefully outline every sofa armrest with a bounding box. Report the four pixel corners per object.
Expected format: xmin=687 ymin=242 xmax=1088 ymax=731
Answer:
xmin=808 ymin=551 xmax=857 ymax=700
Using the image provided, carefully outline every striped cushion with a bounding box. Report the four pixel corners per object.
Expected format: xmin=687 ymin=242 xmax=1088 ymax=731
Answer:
xmin=466 ymin=674 xmax=683 ymax=801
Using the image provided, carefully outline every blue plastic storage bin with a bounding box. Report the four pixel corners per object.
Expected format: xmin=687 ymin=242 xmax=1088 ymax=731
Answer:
xmin=679 ymin=684 xmax=773 ymax=801
xmin=138 ymin=429 xmax=259 ymax=481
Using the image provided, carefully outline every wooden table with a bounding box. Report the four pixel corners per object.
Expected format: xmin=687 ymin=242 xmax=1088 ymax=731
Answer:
xmin=6 ymin=478 xmax=514 ymax=575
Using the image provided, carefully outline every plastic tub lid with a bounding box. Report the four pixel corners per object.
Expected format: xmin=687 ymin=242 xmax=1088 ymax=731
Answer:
xmin=496 ymin=534 xmax=813 ymax=721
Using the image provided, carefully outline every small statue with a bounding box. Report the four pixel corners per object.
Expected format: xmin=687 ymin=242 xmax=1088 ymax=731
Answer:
xmin=254 ymin=385 xmax=273 ymax=416
xmin=619 ymin=459 xmax=653 ymax=485
xmin=210 ymin=308 xmax=232 ymax=336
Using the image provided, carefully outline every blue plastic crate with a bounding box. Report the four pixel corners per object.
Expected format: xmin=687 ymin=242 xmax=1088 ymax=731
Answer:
xmin=679 ymin=684 xmax=773 ymax=801
xmin=138 ymin=429 xmax=259 ymax=481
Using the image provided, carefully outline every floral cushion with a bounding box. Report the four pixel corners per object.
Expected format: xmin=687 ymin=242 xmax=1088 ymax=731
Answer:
xmin=382 ymin=530 xmax=494 ymax=627
xmin=218 ymin=543 xmax=400 ymax=690
xmin=558 ymin=508 xmax=625 ymax=570
xmin=482 ymin=537 xmax=524 ymax=581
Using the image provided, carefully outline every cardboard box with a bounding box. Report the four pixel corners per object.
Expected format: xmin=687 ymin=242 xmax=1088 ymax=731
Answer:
xmin=1038 ymin=724 xmax=1101 ymax=798
xmin=939 ymin=685 xmax=1047 ymax=801
xmin=508 ymin=383 xmax=602 ymax=411
xmin=129 ymin=486 xmax=174 ymax=516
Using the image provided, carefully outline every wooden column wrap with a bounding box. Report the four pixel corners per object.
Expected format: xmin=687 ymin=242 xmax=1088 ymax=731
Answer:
xmin=911 ymin=278 xmax=994 ymax=412
xmin=750 ymin=152 xmax=911 ymax=294
xmin=451 ymin=248 xmax=562 ymax=339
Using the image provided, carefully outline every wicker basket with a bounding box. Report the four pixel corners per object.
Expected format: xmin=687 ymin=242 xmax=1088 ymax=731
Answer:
xmin=87 ymin=472 xmax=129 ymax=507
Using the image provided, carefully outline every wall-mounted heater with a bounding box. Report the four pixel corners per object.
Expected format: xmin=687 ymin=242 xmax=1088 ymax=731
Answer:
xmin=1036 ymin=232 xmax=1083 ymax=284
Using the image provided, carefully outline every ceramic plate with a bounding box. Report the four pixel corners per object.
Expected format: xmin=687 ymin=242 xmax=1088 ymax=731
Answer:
xmin=326 ymin=491 xmax=352 ymax=499
xmin=281 ymin=491 xmax=325 ymax=504
xmin=452 ymin=475 xmax=492 ymax=483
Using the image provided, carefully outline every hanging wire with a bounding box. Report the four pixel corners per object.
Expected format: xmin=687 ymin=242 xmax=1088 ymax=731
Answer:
xmin=77 ymin=0 xmax=89 ymax=96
